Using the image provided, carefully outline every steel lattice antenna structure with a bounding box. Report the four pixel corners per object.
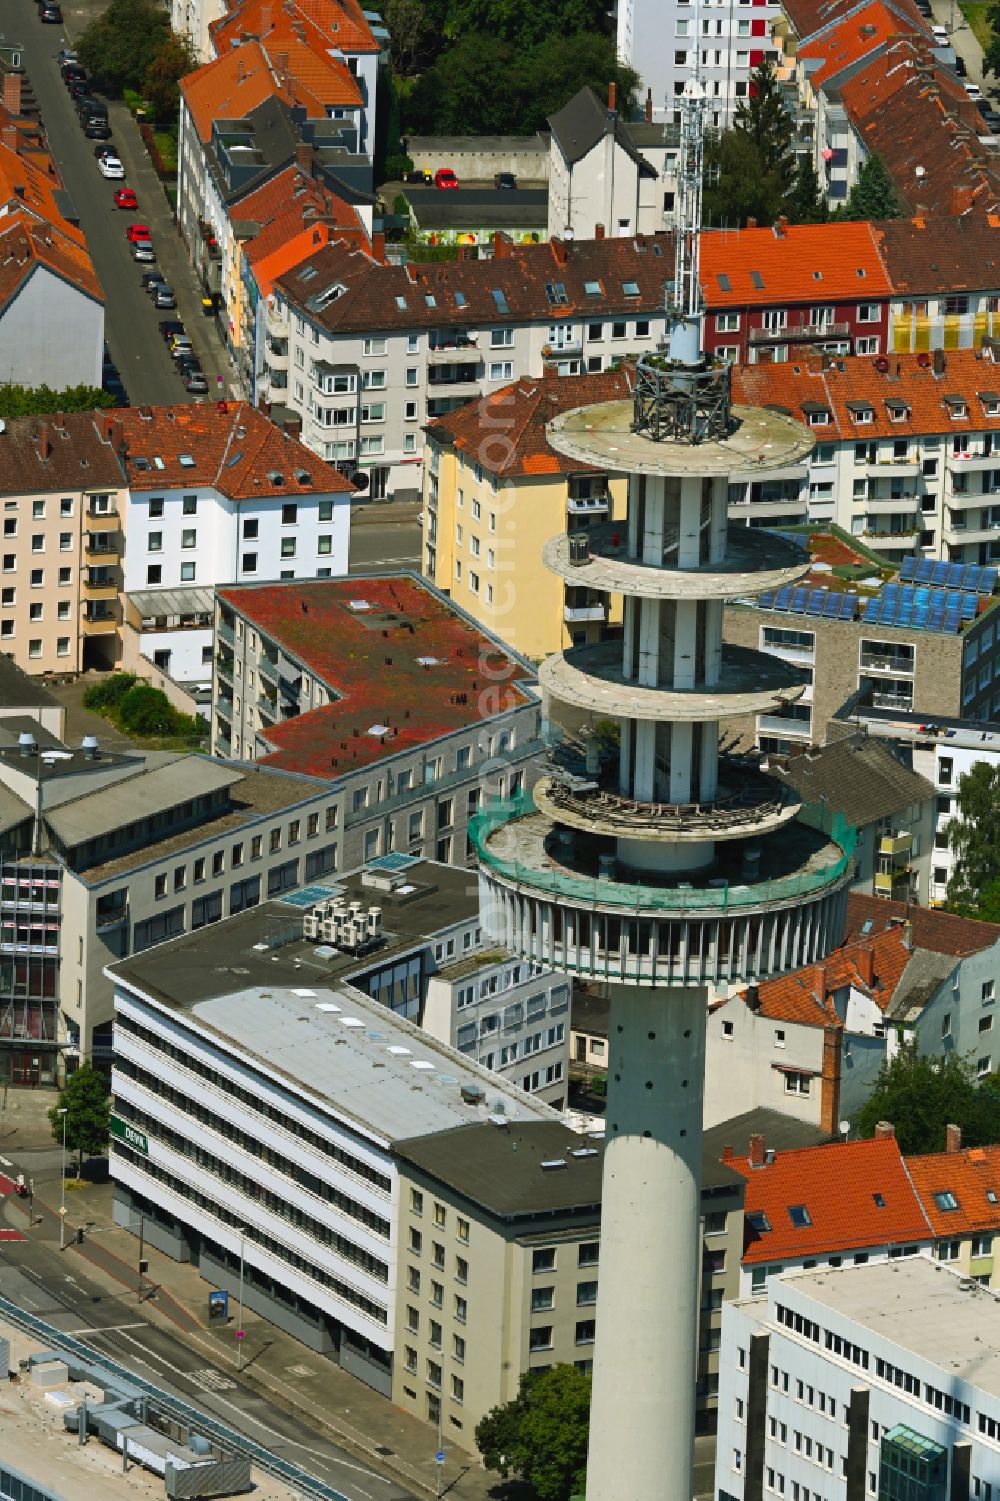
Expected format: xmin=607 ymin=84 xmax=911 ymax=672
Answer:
xmin=471 ymin=84 xmax=856 ymax=1501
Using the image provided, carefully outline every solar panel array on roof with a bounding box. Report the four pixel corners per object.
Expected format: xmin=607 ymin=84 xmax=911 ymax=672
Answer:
xmin=898 ymin=557 xmax=998 ymax=594
xmin=861 ymin=583 xmax=979 ymax=632
xmin=756 ymin=585 xmax=858 ymax=618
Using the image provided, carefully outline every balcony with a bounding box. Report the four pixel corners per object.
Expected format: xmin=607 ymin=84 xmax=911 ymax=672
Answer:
xmin=749 ymin=320 xmax=850 ymax=345
xmin=215 ymin=716 xmax=232 ymax=742
xmin=864 ymin=459 xmax=921 ymax=478
xmin=542 ymin=338 xmax=583 ymax=357
xmin=426 ymin=370 xmax=481 ymax=397
xmin=84 ymin=567 xmax=118 ymax=597
xmin=218 ymin=618 xmax=236 ymax=646
xmin=945 ymin=485 xmax=1000 ymax=507
xmin=860 ymin=496 xmax=921 ymax=514
xmin=87 ymin=504 xmax=119 ymax=527
xmin=868 ymin=689 xmax=914 ymax=710
xmin=564 ymin=601 xmax=608 ymax=623
xmin=879 ymin=832 xmax=912 ymax=860
xmin=85 ymin=532 xmax=120 ymax=558
xmin=216 ymin=694 xmax=233 ymax=721
xmin=875 ymin=867 xmax=911 ymax=895
xmin=266 ymin=336 xmax=288 ymax=362
xmin=83 ymin=608 xmax=117 ymax=634
xmin=258 ymin=654 xmax=278 ymax=687
xmin=568 ymin=493 xmax=611 ymax=516
xmin=860 ymin=652 xmax=914 ymax=676
xmin=948 ymin=451 xmax=1000 ymax=472
xmin=427 ymin=338 xmax=478 ymax=364
xmin=944 ymin=517 xmax=1000 ymax=545
xmin=95 ymin=898 xmax=128 ymax=932
xmin=216 ymin=653 xmax=234 ymax=685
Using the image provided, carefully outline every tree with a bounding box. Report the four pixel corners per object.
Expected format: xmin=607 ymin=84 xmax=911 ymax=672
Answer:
xmin=476 ymin=1365 xmax=591 ymax=1501
xmin=786 ymin=154 xmax=827 ymax=224
xmin=983 ymin=1 xmax=1000 ymax=77
xmin=444 ymin=0 xmax=608 ymax=47
xmin=77 ymin=0 xmax=171 ymax=96
xmin=843 ymin=151 xmax=901 ymax=221
xmin=733 ymin=57 xmax=793 ymax=180
xmin=946 ymin=761 xmax=1000 ymax=911
xmin=143 ymin=32 xmax=196 ymax=123
xmin=703 ymin=128 xmax=786 ymax=229
xmin=384 ymin=0 xmax=437 ymax=75
xmin=49 ymin=1064 xmax=111 ymax=1177
xmin=857 ymin=1041 xmax=1000 ymax=1153
xmin=0 ymin=384 xmax=113 ymax=418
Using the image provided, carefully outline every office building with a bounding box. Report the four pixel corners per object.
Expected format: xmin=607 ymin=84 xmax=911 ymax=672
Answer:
xmin=211 ymin=574 xmax=541 ymax=868
xmin=716 ymin=1257 xmax=1000 ymax=1501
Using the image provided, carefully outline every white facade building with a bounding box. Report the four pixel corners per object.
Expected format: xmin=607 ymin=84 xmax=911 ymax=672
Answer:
xmin=717 ymin=1258 xmax=1000 ymax=1501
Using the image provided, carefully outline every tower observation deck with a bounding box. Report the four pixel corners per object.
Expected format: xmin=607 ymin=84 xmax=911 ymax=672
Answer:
xmin=470 ymin=354 xmax=854 ymax=1501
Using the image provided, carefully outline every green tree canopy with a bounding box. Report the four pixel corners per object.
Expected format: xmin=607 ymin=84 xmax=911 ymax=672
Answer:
xmin=49 ymin=1064 xmax=111 ymax=1177
xmin=947 ymin=761 xmax=1000 ymax=911
xmin=842 ymin=151 xmax=901 ymax=220
xmin=143 ymin=31 xmax=197 ymax=123
xmin=703 ymin=128 xmax=786 ymax=229
xmin=0 ymin=385 xmax=113 ymax=418
xmin=733 ymin=58 xmax=793 ymax=179
xmin=476 ymin=1365 xmax=591 ymax=1501
xmin=444 ymin=0 xmax=608 ymax=47
xmin=983 ymin=1 xmax=1000 ymax=76
xmin=77 ymin=0 xmax=173 ymax=96
xmin=405 ymin=32 xmax=637 ymax=136
xmin=857 ymin=1041 xmax=1000 ymax=1153
xmin=786 ymin=154 xmax=827 ymax=224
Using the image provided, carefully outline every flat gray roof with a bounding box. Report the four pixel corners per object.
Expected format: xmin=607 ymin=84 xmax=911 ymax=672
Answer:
xmin=45 ymin=757 xmax=244 ymax=845
xmin=396 ymin=1121 xmax=603 ymax=1219
xmin=774 ymin=1257 xmax=1000 ymax=1397
xmin=0 ymin=655 xmax=60 ymax=710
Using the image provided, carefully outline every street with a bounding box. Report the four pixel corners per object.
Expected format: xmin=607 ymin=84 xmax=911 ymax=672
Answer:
xmin=21 ymin=9 xmax=230 ymax=405
xmin=349 ymin=498 xmax=422 ymax=572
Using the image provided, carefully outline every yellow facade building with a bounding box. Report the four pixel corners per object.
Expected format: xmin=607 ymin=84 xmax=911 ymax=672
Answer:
xmin=421 ymin=369 xmax=632 ymax=663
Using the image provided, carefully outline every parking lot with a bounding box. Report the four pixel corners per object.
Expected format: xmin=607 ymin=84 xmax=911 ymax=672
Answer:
xmin=22 ymin=4 xmax=234 ymax=405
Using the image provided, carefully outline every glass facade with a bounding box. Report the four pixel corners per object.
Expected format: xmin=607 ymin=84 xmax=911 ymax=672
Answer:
xmin=879 ymin=1426 xmax=948 ymax=1501
xmin=0 ymin=862 xmax=62 ymax=1085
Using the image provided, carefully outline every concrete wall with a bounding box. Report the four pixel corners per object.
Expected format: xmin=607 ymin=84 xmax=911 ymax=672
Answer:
xmin=0 ymin=270 xmax=102 ymax=391
xmin=705 ymin=995 xmax=828 ymax=1130
xmin=408 ymin=138 xmax=550 ymax=182
xmin=119 ymin=625 xmax=205 ymax=716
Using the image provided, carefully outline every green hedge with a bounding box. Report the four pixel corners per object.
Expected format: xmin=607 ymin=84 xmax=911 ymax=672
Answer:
xmin=83 ymin=673 xmax=206 ymax=739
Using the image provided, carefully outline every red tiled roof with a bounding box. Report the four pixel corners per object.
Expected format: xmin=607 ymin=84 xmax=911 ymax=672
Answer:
xmin=428 ymin=366 xmax=634 ymax=478
xmin=275 ymin=233 xmax=674 ymax=333
xmin=875 ymin=213 xmax=1000 ymax=293
xmin=906 ymin=1145 xmax=1000 ymax=1235
xmin=741 ymin=924 xmax=912 ymax=1027
xmin=0 ymin=142 xmax=87 ymax=248
xmin=845 ymin=892 xmax=1000 ymax=956
xmin=732 ymin=349 xmax=1000 ymax=442
xmin=238 ymin=168 xmax=367 ymax=293
xmin=180 ymin=43 xmax=286 ymax=144
xmin=783 ymin=0 xmax=926 ymax=41
xmin=107 ymin=402 xmax=351 ymax=500
xmin=798 ymin=1 xmax=924 ymax=86
xmin=699 ymin=221 xmax=890 ymax=308
xmin=211 ymin=0 xmax=378 ymax=58
xmin=0 ymin=210 xmax=102 ymax=309
xmin=220 ymin=576 xmax=535 ymax=778
xmin=731 ymin=1136 xmax=933 ymax=1261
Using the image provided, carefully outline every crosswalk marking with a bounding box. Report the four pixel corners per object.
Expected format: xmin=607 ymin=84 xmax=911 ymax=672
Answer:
xmin=189 ymin=1367 xmax=238 ymax=1392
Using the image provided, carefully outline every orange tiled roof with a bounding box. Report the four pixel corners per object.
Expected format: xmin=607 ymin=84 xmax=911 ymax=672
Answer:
xmin=739 ymin=924 xmax=912 ymax=1027
xmin=0 ymin=210 xmax=102 ymax=309
xmin=732 ymin=1136 xmax=933 ymax=1261
xmin=180 ymin=43 xmax=286 ymax=144
xmin=428 ymin=366 xmax=634 ymax=478
xmin=844 ymin=892 xmax=1000 ymax=956
xmin=212 ymin=0 xmax=378 ymax=58
xmin=105 ymin=402 xmax=351 ymax=500
xmin=732 ymin=348 xmax=1000 ymax=443
xmin=0 ymin=143 xmax=86 ymax=248
xmin=906 ymin=1146 xmax=1000 ymax=1235
xmin=699 ymin=221 xmax=890 ymax=308
xmin=235 ymin=165 xmax=367 ymax=294
xmin=799 ymin=1 xmax=924 ymax=86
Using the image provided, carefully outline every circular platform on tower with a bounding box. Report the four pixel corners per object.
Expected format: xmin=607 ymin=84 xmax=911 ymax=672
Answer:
xmin=538 ymin=640 xmax=807 ymax=720
xmin=543 ymin=523 xmax=810 ymax=599
xmin=547 ymin=399 xmax=815 ymax=477
xmin=532 ymin=769 xmax=802 ymax=844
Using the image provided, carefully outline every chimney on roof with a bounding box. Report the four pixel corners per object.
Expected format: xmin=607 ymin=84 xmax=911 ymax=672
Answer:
xmin=721 ymin=1143 xmax=734 ymax=1161
xmin=237 ymin=54 xmax=247 ymax=82
xmin=946 ymin=1122 xmax=962 ymax=1155
xmin=35 ymin=421 xmax=51 ymax=460
xmin=645 ymin=87 xmax=654 ymax=124
xmin=902 ymin=918 xmax=913 ymax=950
xmin=748 ymin=1133 xmax=767 ymax=1168
xmin=933 ymin=347 xmax=946 ymax=377
xmin=1 ymin=127 xmax=18 ymax=153
xmin=746 ymin=216 xmax=757 ymax=229
xmin=775 ymin=214 xmax=789 ymax=236
xmin=745 ymin=982 xmax=761 ymax=1012
xmin=2 ymin=74 xmax=22 ymax=117
xmin=260 ymin=1 xmax=271 ymax=28
xmin=258 ymin=397 xmax=271 ymax=417
xmin=814 ymin=962 xmax=827 ymax=1001
xmin=284 ymin=413 xmax=302 ymax=439
xmin=493 ymin=229 xmax=513 ymax=259
xmin=874 ymin=1120 xmax=895 ymax=1139
xmin=552 ymin=236 xmax=568 ymax=265
xmin=855 ymin=943 xmax=875 ymax=988
xmin=608 ymin=81 xmax=617 ymax=116
xmin=371 ymin=230 xmax=385 ymax=264
xmin=53 ymin=412 xmax=66 ymax=433
xmin=295 ymin=142 xmax=315 ymax=176
xmin=595 ymin=222 xmax=605 ymax=240
xmin=951 ymin=183 xmax=976 ymax=215
xmin=275 ymin=48 xmax=289 ymax=75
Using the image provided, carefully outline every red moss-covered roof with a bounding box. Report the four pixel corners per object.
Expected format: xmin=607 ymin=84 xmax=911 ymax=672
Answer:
xmin=845 ymin=892 xmax=1000 ymax=956
xmin=739 ymin=925 xmax=912 ymax=1027
xmin=907 ymin=1145 xmax=1000 ymax=1235
xmin=732 ymin=1137 xmax=932 ymax=1261
xmin=220 ymin=576 xmax=535 ymax=777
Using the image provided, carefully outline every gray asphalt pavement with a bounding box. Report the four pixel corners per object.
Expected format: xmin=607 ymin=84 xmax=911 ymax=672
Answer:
xmin=349 ymin=499 xmax=422 ymax=572
xmin=23 ymin=10 xmax=230 ymax=406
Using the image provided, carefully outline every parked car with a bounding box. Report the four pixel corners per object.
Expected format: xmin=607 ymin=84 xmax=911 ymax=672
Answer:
xmin=40 ymin=4 xmax=63 ymax=23
xmin=966 ymin=81 xmax=983 ymax=98
xmin=69 ymin=80 xmax=92 ymax=102
xmin=434 ymin=167 xmax=459 ymax=189
xmin=159 ymin=319 xmax=185 ymax=342
xmin=153 ymin=286 xmax=176 ymax=309
xmin=131 ymin=239 xmax=155 ymax=262
xmin=169 ymin=336 xmax=194 ymax=359
xmin=185 ymin=373 xmax=209 ymax=394
xmin=85 ymin=120 xmax=113 ymax=140
xmin=141 ymin=270 xmax=167 ymax=292
xmin=494 ymin=171 xmax=517 ymax=189
xmin=125 ymin=223 xmax=151 ymax=243
xmin=175 ymin=355 xmax=202 ymax=377
xmin=57 ymin=48 xmax=78 ymax=65
xmin=63 ymin=67 xmax=87 ymax=86
xmin=404 ymin=169 xmax=431 ymax=183
xmin=98 ymin=155 xmax=125 ymax=179
xmin=94 ymin=143 xmax=117 ymax=161
xmin=931 ymin=23 xmax=948 ymax=40
xmin=114 ymin=187 xmax=138 ymax=210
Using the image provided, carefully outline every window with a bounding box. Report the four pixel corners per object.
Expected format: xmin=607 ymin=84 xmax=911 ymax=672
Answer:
xmin=722 ymin=1020 xmax=734 ymax=1038
xmin=788 ymin=1205 xmax=812 ymax=1228
xmin=489 ymin=361 xmax=513 ymax=382
xmin=148 ymin=531 xmax=162 ymax=552
xmin=575 ymin=1319 xmax=596 ymax=1345
xmin=456 ymin=1255 xmax=468 ymax=1284
xmin=577 ymin=1280 xmax=598 ymax=1305
xmin=784 ymin=1071 xmax=811 ymax=1096
xmin=532 ymin=1248 xmax=555 ymax=1273
xmin=985 ymin=979 xmax=996 ymax=1004
xmin=529 ymin=1327 xmax=553 ymax=1352
xmin=933 ymin=1191 xmax=959 ymax=1211
xmin=281 ymin=538 xmax=296 ymax=558
xmin=455 ymin=1294 xmax=467 ymax=1322
xmin=180 ymin=562 xmax=195 ymax=581
xmin=972 ymin=1234 xmax=993 ymax=1256
xmin=182 ymin=496 xmax=197 ymax=515
xmin=531 ymin=1286 xmax=554 ymax=1312
xmin=716 ymin=312 xmax=740 ymax=332
xmin=182 ymin=528 xmax=196 ymax=549
xmin=456 ymin=1216 xmax=469 ymax=1244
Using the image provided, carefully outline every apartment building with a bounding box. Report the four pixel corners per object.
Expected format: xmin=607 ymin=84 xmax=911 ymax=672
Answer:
xmin=612 ymin=0 xmax=781 ymax=128
xmin=907 ymin=1135 xmax=1000 ymax=1288
xmin=716 ymin=1258 xmax=1000 ymax=1501
xmin=730 ymin=350 xmax=1000 ymax=565
xmin=422 ymin=366 xmax=631 ymax=660
xmin=699 ymin=223 xmax=892 ymax=366
xmin=266 ymin=232 xmax=672 ymax=497
xmin=0 ymin=412 xmax=128 ymax=677
xmin=211 ymin=574 xmax=542 ymax=866
xmin=112 ymin=402 xmax=352 ymax=692
xmin=722 ymin=564 xmax=1000 ymax=753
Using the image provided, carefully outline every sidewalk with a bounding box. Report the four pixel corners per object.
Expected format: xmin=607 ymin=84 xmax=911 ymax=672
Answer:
xmin=11 ymin=1175 xmax=501 ymax=1501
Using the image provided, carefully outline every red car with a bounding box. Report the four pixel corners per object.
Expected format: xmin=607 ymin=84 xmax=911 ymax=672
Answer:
xmin=125 ymin=223 xmax=151 ymax=244
xmin=434 ymin=167 xmax=458 ymax=189
xmin=114 ymin=188 xmax=138 ymax=210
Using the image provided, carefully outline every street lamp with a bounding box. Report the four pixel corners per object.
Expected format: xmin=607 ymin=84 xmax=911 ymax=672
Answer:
xmin=236 ymin=1229 xmax=245 ymax=1371
xmin=57 ymin=1107 xmax=67 ymax=1251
